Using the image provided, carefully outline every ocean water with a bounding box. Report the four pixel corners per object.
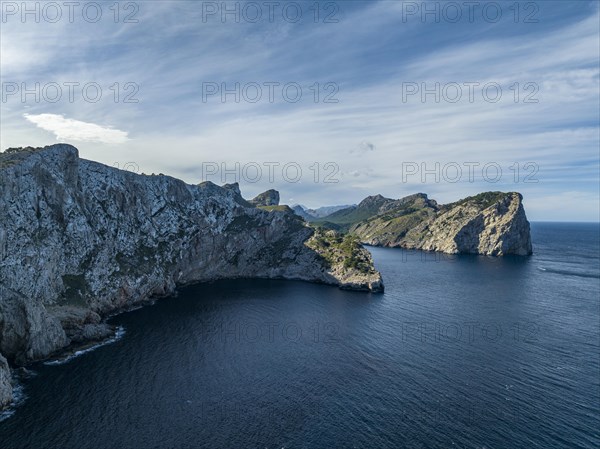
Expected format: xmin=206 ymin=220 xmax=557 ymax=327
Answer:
xmin=0 ymin=222 xmax=598 ymax=449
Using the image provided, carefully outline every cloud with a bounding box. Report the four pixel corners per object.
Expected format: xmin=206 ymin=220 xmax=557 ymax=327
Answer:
xmin=23 ymin=114 xmax=129 ymax=144
xmin=350 ymin=141 xmax=376 ymax=154
xmin=1 ymin=2 xmax=597 ymax=220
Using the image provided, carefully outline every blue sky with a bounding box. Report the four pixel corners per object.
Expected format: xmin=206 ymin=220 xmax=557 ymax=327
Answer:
xmin=1 ymin=0 xmax=599 ymax=221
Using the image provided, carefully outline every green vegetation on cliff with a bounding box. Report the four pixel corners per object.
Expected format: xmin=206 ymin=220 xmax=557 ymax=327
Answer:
xmin=307 ymin=228 xmax=375 ymax=274
xmin=0 ymin=146 xmax=47 ymax=168
xmin=441 ymin=191 xmax=509 ymax=211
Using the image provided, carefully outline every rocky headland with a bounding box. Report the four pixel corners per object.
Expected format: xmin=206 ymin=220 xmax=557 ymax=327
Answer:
xmin=308 ymin=192 xmax=532 ymax=256
xmin=0 ymin=144 xmax=382 ymax=409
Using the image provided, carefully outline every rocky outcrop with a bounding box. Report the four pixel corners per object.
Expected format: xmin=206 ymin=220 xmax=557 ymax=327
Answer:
xmin=306 ymin=229 xmax=383 ymax=292
xmin=402 ymin=192 xmax=532 ymax=256
xmin=0 ymin=286 xmax=69 ymax=365
xmin=249 ymin=189 xmax=280 ymax=206
xmin=0 ymin=144 xmax=383 ymax=409
xmin=222 ymin=182 xmax=242 ymax=197
xmin=351 ymin=192 xmax=532 ymax=256
xmin=0 ymin=354 xmax=11 ymax=409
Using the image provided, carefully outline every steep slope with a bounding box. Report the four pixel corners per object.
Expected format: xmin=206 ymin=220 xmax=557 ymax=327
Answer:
xmin=349 ymin=194 xmax=439 ymax=246
xmin=0 ymin=144 xmax=383 ymax=409
xmin=349 ymin=192 xmax=532 ymax=256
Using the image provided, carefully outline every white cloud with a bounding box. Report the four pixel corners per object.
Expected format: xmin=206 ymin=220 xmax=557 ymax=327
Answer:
xmin=23 ymin=114 xmax=129 ymax=144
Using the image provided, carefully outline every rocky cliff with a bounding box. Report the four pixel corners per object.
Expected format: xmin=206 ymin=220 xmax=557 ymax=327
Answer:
xmin=350 ymin=192 xmax=532 ymax=256
xmin=249 ymin=189 xmax=280 ymax=206
xmin=0 ymin=144 xmax=383 ymax=409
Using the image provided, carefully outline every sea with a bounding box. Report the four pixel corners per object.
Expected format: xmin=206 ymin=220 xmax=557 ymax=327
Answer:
xmin=0 ymin=222 xmax=598 ymax=449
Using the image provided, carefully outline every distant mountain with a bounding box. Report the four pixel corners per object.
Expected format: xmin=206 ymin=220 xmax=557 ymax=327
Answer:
xmin=309 ymin=205 xmax=356 ymax=218
xmin=291 ymin=205 xmax=315 ymax=221
xmin=292 ymin=204 xmax=356 ymax=221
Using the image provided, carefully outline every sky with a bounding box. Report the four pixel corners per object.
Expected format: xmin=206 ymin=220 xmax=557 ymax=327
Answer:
xmin=1 ymin=0 xmax=599 ymax=221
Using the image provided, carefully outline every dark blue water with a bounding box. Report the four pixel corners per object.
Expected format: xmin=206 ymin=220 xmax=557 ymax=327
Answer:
xmin=1 ymin=222 xmax=598 ymax=448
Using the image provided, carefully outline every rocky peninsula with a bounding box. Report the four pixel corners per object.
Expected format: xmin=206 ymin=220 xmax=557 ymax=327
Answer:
xmin=0 ymin=144 xmax=382 ymax=409
xmin=309 ymin=192 xmax=533 ymax=256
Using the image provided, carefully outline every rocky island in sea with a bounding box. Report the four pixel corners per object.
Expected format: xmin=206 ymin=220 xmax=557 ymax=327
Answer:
xmin=0 ymin=144 xmax=532 ymax=409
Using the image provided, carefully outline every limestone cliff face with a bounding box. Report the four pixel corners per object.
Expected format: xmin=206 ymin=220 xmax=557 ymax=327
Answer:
xmin=0 ymin=144 xmax=383 ymax=408
xmin=403 ymin=192 xmax=532 ymax=256
xmin=353 ymin=192 xmax=532 ymax=256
